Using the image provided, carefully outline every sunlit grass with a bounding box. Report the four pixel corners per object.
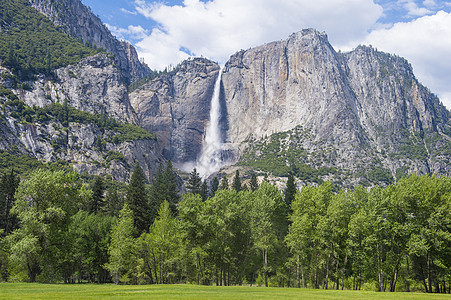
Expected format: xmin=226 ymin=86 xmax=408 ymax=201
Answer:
xmin=1 ymin=283 xmax=449 ymax=299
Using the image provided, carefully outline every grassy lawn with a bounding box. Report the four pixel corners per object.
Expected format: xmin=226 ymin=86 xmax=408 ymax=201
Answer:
xmin=0 ymin=283 xmax=449 ymax=299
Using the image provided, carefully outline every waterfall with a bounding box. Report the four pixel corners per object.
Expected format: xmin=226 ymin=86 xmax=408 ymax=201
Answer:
xmin=196 ymin=67 xmax=224 ymax=179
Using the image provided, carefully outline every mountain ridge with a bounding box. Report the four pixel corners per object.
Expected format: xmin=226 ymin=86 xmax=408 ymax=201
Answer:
xmin=28 ymin=0 xmax=151 ymax=82
xmin=131 ymin=28 xmax=450 ymax=186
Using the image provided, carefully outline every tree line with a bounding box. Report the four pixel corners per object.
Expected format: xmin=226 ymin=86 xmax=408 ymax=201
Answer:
xmin=0 ymin=164 xmax=449 ymax=293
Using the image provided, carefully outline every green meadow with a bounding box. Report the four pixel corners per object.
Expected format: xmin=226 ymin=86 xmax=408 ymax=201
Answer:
xmin=0 ymin=284 xmax=449 ymax=300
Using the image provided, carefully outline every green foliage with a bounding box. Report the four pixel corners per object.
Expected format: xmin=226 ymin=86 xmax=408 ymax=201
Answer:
xmin=89 ymin=176 xmax=104 ymax=214
xmin=366 ymin=167 xmax=394 ymax=185
xmin=148 ymin=161 xmax=179 ymax=223
xmin=0 ymin=0 xmax=100 ymax=81
xmin=105 ymin=151 xmax=127 ymax=167
xmin=210 ymin=176 xmax=219 ymax=197
xmin=219 ymin=176 xmax=229 ymax=190
xmin=126 ymin=163 xmax=149 ymax=235
xmin=68 ymin=211 xmax=115 ymax=283
xmin=112 ymin=123 xmax=156 ymax=143
xmin=232 ymin=170 xmax=241 ymax=192
xmin=0 ymin=156 xmax=449 ymax=294
xmin=249 ymin=173 xmax=259 ymax=192
xmin=186 ymin=168 xmax=202 ymax=195
xmin=284 ymin=173 xmax=296 ymax=210
xmin=9 ymin=169 xmax=91 ymax=282
xmin=0 ymin=169 xmax=20 ymax=235
xmin=0 ymin=86 xmax=155 ymax=144
xmin=105 ymin=204 xmax=136 ymax=284
xmin=128 ymin=70 xmax=167 ymax=93
xmin=239 ymin=128 xmax=337 ymax=183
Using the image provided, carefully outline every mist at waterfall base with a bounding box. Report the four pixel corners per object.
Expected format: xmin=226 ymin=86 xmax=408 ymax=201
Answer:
xmin=182 ymin=67 xmax=226 ymax=180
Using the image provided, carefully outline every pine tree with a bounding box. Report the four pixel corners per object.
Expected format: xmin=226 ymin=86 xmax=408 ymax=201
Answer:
xmin=149 ymin=161 xmax=179 ymax=222
xmin=284 ymin=173 xmax=297 ymax=211
xmin=163 ymin=161 xmax=179 ymax=213
xmin=126 ymin=163 xmax=149 ymax=234
xmin=232 ymin=170 xmax=241 ymax=192
xmin=0 ymin=169 xmax=20 ymax=235
xmin=250 ymin=173 xmax=259 ymax=192
xmin=105 ymin=187 xmax=122 ymax=217
xmin=90 ymin=176 xmax=104 ymax=214
xmin=219 ymin=176 xmax=229 ymax=190
xmin=210 ymin=176 xmax=219 ymax=197
xmin=149 ymin=164 xmax=164 ymax=223
xmin=200 ymin=181 xmax=208 ymax=201
xmin=187 ymin=168 xmax=202 ymax=195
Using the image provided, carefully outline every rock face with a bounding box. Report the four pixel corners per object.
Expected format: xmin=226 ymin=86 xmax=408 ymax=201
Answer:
xmin=130 ymin=58 xmax=220 ymax=164
xmin=131 ymin=29 xmax=449 ymax=184
xmin=22 ymin=53 xmax=136 ymax=123
xmin=1 ymin=55 xmax=163 ymax=182
xmin=220 ymin=29 xmax=450 ymax=181
xmin=28 ymin=0 xmax=151 ymax=82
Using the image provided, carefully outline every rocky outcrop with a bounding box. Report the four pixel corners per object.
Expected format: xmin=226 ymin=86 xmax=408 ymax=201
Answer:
xmin=21 ymin=53 xmax=137 ymax=123
xmin=129 ymin=58 xmax=220 ymax=163
xmin=28 ymin=0 xmax=151 ymax=82
xmin=130 ymin=29 xmax=449 ymax=184
xmin=1 ymin=115 xmax=161 ymax=182
xmin=221 ymin=29 xmax=450 ymax=180
xmin=1 ymin=54 xmax=163 ymax=182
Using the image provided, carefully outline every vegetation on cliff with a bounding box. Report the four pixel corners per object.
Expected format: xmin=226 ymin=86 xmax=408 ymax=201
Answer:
xmin=0 ymin=0 xmax=101 ymax=81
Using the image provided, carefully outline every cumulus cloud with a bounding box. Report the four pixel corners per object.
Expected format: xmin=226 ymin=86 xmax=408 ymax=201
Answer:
xmin=361 ymin=10 xmax=451 ymax=108
xmin=399 ymin=0 xmax=433 ymax=16
xmin=133 ymin=0 xmax=382 ymax=70
xmin=106 ymin=24 xmax=149 ymax=41
xmin=127 ymin=0 xmax=451 ymax=109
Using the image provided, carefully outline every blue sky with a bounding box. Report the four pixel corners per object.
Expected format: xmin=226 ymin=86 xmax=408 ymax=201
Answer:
xmin=81 ymin=0 xmax=451 ymax=108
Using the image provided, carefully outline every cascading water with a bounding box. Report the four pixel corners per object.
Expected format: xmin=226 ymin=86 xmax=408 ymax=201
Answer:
xmin=196 ymin=67 xmax=224 ymax=179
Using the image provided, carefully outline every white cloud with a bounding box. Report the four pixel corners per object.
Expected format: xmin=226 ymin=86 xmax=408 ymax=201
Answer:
xmin=120 ymin=8 xmax=137 ymax=15
xmin=128 ymin=0 xmax=451 ymax=110
xmin=133 ymin=0 xmax=383 ymax=70
xmin=361 ymin=10 xmax=451 ymax=109
xmin=106 ymin=24 xmax=149 ymax=41
xmin=399 ymin=0 xmax=432 ymax=16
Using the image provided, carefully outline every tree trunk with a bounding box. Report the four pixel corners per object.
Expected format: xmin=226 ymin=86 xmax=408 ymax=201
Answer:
xmin=406 ymin=255 xmax=410 ymax=292
xmin=264 ymin=249 xmax=268 ymax=287
xmin=336 ymin=260 xmax=339 ymax=290
xmin=296 ymin=255 xmax=300 ymax=288
xmin=427 ymin=252 xmax=432 ymax=293
xmin=389 ymin=254 xmax=401 ymax=292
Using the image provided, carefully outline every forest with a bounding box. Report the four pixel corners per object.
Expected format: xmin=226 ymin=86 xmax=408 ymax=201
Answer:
xmin=0 ymin=163 xmax=449 ymax=294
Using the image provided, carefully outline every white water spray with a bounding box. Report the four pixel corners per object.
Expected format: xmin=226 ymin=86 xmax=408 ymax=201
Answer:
xmin=196 ymin=67 xmax=224 ymax=179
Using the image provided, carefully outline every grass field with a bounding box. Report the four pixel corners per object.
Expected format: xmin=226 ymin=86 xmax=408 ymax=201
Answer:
xmin=0 ymin=283 xmax=449 ymax=299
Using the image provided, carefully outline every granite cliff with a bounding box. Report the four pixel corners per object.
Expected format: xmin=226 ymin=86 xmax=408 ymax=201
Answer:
xmin=130 ymin=58 xmax=221 ymax=164
xmin=131 ymin=29 xmax=450 ymax=185
xmin=28 ymin=0 xmax=151 ymax=82
xmin=0 ymin=53 xmax=162 ymax=181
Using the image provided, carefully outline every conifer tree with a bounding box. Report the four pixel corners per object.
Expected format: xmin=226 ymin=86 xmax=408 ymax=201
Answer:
xmin=210 ymin=176 xmax=219 ymax=197
xmin=90 ymin=176 xmax=104 ymax=214
xmin=0 ymin=169 xmax=20 ymax=235
xmin=105 ymin=187 xmax=122 ymax=217
xmin=163 ymin=161 xmax=179 ymax=213
xmin=232 ymin=170 xmax=241 ymax=192
xmin=250 ymin=173 xmax=259 ymax=192
xmin=149 ymin=164 xmax=164 ymax=223
xmin=187 ymin=168 xmax=202 ymax=195
xmin=200 ymin=181 xmax=208 ymax=201
xmin=219 ymin=176 xmax=229 ymax=190
xmin=284 ymin=173 xmax=296 ymax=210
xmin=149 ymin=161 xmax=180 ymax=221
xmin=126 ymin=163 xmax=149 ymax=234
